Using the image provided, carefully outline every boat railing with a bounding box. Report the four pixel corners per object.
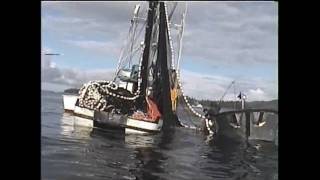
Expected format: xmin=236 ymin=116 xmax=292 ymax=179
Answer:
xmin=212 ymin=108 xmax=278 ymax=117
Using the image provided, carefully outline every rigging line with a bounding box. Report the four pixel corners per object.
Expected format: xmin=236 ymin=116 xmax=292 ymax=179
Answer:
xmin=176 ymin=71 xmax=208 ymax=121
xmin=135 ymin=19 xmax=147 ymax=40
xmin=184 ymin=96 xmax=200 ymax=128
xmin=118 ymin=44 xmax=142 ymax=68
xmin=233 ymin=81 xmax=237 ymax=110
xmin=129 ymin=21 xmax=139 ymax=67
xmin=128 ymin=18 xmax=147 ymax=57
xmin=129 ymin=3 xmax=149 ymax=49
xmin=129 ymin=5 xmax=142 ymax=68
xmin=148 ymin=18 xmax=160 ymax=71
xmin=125 ymin=20 xmax=147 ymax=65
xmin=164 ymin=2 xmax=176 ymax=69
xmin=114 ymin=2 xmax=148 ymax=77
xmin=119 ymin=23 xmax=147 ymax=69
xmin=148 ymin=23 xmax=159 ymax=65
xmin=113 ymin=45 xmax=142 ymax=81
xmin=177 ymin=2 xmax=187 ymax=71
xmin=146 ymin=5 xmax=160 ymax=70
xmin=139 ymin=3 xmax=148 ymax=22
xmin=217 ymin=80 xmax=235 ymax=106
xmin=168 ymin=2 xmax=178 ymax=21
xmin=113 ymin=19 xmax=136 ymax=80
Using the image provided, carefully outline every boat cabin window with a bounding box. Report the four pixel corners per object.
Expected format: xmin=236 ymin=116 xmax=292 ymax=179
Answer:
xmin=130 ymin=64 xmax=139 ymax=81
xmin=118 ymin=64 xmax=139 ymax=83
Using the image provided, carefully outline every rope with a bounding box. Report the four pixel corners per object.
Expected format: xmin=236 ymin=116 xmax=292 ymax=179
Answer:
xmin=163 ymin=2 xmax=214 ymax=134
xmin=164 ymin=2 xmax=176 ymax=69
xmin=114 ymin=8 xmax=147 ymax=80
xmin=176 ymin=70 xmax=214 ymax=134
xmin=177 ymin=2 xmax=187 ymax=71
xmin=233 ymin=81 xmax=237 ymax=110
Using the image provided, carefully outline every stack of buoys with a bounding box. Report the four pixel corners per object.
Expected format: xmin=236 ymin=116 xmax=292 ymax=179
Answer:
xmin=78 ymin=81 xmax=110 ymax=111
xmin=78 ymin=80 xmax=137 ymax=112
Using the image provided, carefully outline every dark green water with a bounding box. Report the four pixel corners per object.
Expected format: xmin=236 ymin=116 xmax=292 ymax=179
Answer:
xmin=41 ymin=91 xmax=278 ymax=180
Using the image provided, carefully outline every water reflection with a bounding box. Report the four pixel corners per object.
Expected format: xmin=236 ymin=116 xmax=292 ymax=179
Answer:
xmin=52 ymin=113 xmax=277 ymax=180
xmin=60 ymin=113 xmax=93 ymax=140
xmin=132 ymin=147 xmax=166 ymax=180
xmin=130 ymin=129 xmax=176 ymax=180
xmin=89 ymin=126 xmax=175 ymax=179
xmin=60 ymin=113 xmax=74 ymax=136
xmin=125 ymin=134 xmax=158 ymax=149
xmin=206 ymin=136 xmax=278 ymax=180
xmin=205 ymin=137 xmax=248 ymax=179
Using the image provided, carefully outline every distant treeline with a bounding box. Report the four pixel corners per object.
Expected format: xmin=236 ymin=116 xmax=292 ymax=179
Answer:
xmin=184 ymin=96 xmax=278 ymax=111
xmin=64 ymin=88 xmax=80 ymax=94
xmin=63 ymin=88 xmax=278 ymax=110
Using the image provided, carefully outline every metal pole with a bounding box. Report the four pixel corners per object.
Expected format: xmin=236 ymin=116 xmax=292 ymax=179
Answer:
xmin=245 ymin=111 xmax=250 ymax=142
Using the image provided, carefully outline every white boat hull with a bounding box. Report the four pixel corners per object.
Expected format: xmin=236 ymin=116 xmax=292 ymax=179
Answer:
xmin=125 ymin=117 xmax=163 ymax=134
xmin=74 ymin=116 xmax=94 ymax=128
xmin=63 ymin=94 xmax=94 ymax=128
xmin=74 ymin=105 xmax=94 ymax=119
xmin=62 ymin=94 xmax=78 ymax=112
xmin=63 ymin=94 xmax=163 ymax=134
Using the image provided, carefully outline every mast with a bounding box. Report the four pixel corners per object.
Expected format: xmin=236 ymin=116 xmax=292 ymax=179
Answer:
xmin=137 ymin=1 xmax=179 ymax=127
xmin=137 ymin=1 xmax=157 ymax=110
xmin=157 ymin=2 xmax=176 ymax=126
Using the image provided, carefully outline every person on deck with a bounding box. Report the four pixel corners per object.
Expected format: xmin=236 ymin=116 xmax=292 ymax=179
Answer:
xmin=146 ymin=87 xmax=161 ymax=122
xmin=170 ymin=69 xmax=178 ymax=112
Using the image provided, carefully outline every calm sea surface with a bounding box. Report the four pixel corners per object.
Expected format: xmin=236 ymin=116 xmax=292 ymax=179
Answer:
xmin=41 ymin=91 xmax=278 ymax=180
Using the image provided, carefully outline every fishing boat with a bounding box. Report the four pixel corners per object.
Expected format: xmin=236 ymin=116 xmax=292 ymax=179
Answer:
xmin=62 ymin=1 xmax=277 ymax=141
xmin=62 ymin=94 xmax=77 ymax=113
xmin=62 ymin=1 xmax=200 ymax=134
xmin=205 ymin=87 xmax=278 ymax=143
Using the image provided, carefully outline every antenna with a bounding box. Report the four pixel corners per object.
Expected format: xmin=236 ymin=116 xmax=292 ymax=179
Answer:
xmin=217 ymin=80 xmax=235 ymax=107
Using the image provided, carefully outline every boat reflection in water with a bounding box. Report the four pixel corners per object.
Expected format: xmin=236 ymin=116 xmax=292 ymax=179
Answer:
xmin=60 ymin=113 xmax=93 ymax=140
xmin=58 ymin=112 xmax=277 ymax=180
xmin=212 ymin=110 xmax=278 ymax=145
xmin=125 ymin=134 xmax=158 ymax=149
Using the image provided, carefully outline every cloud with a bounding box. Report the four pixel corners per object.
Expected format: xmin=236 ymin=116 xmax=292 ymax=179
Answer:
xmin=41 ymin=2 xmax=278 ymax=100
xmin=246 ymin=88 xmax=269 ymax=101
xmin=41 ymin=48 xmax=277 ymax=101
xmin=180 ymin=70 xmax=277 ymax=101
xmin=41 ymin=2 xmax=145 ymax=41
xmin=41 ymin=48 xmax=115 ymax=87
xmin=182 ymin=2 xmax=278 ymax=66
xmin=42 ymin=66 xmax=115 ymax=88
xmin=42 ymin=2 xmax=277 ymax=66
xmin=63 ymin=40 xmax=121 ymax=55
xmin=41 ymin=48 xmax=63 ymax=83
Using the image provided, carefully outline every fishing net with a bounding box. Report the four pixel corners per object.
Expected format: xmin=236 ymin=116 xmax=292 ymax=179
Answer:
xmin=78 ymin=80 xmax=135 ymax=114
xmin=175 ymin=96 xmax=206 ymax=130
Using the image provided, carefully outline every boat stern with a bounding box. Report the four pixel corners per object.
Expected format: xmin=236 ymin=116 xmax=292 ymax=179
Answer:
xmin=62 ymin=94 xmax=78 ymax=112
xmin=125 ymin=117 xmax=163 ymax=134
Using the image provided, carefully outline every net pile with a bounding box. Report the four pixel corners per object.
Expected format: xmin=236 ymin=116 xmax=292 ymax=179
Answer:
xmin=78 ymin=80 xmax=135 ymax=113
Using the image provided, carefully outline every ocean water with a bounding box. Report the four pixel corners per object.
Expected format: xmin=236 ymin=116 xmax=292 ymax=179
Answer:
xmin=41 ymin=91 xmax=278 ymax=180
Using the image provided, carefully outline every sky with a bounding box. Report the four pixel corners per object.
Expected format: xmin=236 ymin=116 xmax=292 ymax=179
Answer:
xmin=41 ymin=1 xmax=278 ymax=101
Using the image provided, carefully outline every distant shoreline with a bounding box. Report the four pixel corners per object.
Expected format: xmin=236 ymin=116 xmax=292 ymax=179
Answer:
xmin=41 ymin=90 xmax=64 ymax=94
xmin=41 ymin=88 xmax=79 ymax=94
xmin=41 ymin=89 xmax=277 ymax=111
